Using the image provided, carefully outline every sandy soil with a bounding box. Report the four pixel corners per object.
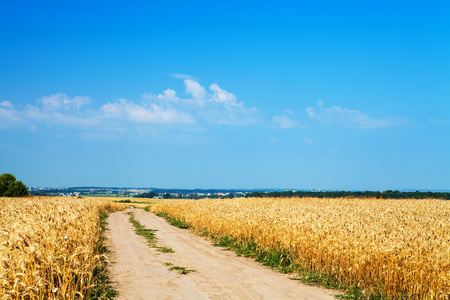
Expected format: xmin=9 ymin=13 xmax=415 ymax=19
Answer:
xmin=106 ymin=208 xmax=339 ymax=300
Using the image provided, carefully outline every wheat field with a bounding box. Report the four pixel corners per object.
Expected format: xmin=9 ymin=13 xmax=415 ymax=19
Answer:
xmin=0 ymin=197 xmax=126 ymax=300
xmin=152 ymin=197 xmax=450 ymax=299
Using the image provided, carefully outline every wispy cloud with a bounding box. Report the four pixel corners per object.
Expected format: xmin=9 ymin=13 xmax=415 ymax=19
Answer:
xmin=273 ymin=115 xmax=305 ymax=129
xmin=0 ymin=101 xmax=22 ymax=128
xmin=3 ymin=83 xmax=412 ymax=138
xmin=302 ymin=136 xmax=315 ymax=144
xmin=100 ymin=99 xmax=195 ymax=124
xmin=0 ymin=78 xmax=260 ymax=134
xmin=430 ymin=118 xmax=450 ymax=125
xmin=169 ymin=73 xmax=199 ymax=80
xmin=306 ymin=100 xmax=408 ymax=129
xmin=145 ymin=79 xmax=259 ymax=125
xmin=0 ymin=95 xmax=97 ymax=129
xmin=23 ymin=93 xmax=98 ymax=128
xmin=40 ymin=93 xmax=90 ymax=110
xmin=272 ymin=109 xmax=306 ymax=129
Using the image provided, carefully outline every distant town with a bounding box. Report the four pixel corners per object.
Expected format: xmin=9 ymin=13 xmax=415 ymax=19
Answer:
xmin=28 ymin=186 xmax=252 ymax=199
xmin=28 ymin=186 xmax=450 ymax=200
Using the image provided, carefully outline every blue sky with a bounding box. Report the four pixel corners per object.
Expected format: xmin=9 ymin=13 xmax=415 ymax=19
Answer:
xmin=1 ymin=0 xmax=449 ymax=190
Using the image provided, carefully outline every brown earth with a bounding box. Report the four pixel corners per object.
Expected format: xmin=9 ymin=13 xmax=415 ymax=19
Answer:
xmin=106 ymin=208 xmax=340 ymax=300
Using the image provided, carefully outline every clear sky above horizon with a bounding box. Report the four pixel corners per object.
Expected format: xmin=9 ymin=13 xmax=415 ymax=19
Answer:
xmin=1 ymin=0 xmax=449 ymax=190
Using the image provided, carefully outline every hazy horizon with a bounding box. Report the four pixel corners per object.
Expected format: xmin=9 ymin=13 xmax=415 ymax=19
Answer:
xmin=27 ymin=185 xmax=450 ymax=194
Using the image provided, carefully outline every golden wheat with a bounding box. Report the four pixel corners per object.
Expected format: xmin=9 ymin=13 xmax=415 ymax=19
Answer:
xmin=152 ymin=197 xmax=450 ymax=299
xmin=0 ymin=197 xmax=126 ymax=300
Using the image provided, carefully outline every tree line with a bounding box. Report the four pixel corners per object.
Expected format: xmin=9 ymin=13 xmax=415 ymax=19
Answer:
xmin=135 ymin=189 xmax=450 ymax=200
xmin=244 ymin=190 xmax=450 ymax=200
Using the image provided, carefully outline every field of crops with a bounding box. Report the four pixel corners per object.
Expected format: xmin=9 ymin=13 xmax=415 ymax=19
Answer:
xmin=152 ymin=197 xmax=450 ymax=299
xmin=0 ymin=197 xmax=126 ymax=299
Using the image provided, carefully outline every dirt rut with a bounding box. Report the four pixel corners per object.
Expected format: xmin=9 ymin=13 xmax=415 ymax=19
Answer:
xmin=106 ymin=208 xmax=338 ymax=300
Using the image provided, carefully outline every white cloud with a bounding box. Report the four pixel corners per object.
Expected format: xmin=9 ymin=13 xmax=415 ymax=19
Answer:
xmin=209 ymin=83 xmax=244 ymax=110
xmin=100 ymin=99 xmax=195 ymax=124
xmin=273 ymin=109 xmax=306 ymax=129
xmin=306 ymin=100 xmax=407 ymax=129
xmin=1 ymin=101 xmax=14 ymax=108
xmin=1 ymin=94 xmax=97 ymax=129
xmin=155 ymin=79 xmax=259 ymax=125
xmin=40 ymin=94 xmax=63 ymax=110
xmin=24 ymin=104 xmax=47 ymax=121
xmin=169 ymin=73 xmax=198 ymax=80
xmin=273 ymin=115 xmax=305 ymax=129
xmin=64 ymin=95 xmax=90 ymax=109
xmin=39 ymin=93 xmax=90 ymax=111
xmin=142 ymin=89 xmax=181 ymax=103
xmin=0 ymin=78 xmax=260 ymax=134
xmin=23 ymin=103 xmax=99 ymax=128
xmin=185 ymin=79 xmax=207 ymax=103
xmin=206 ymin=82 xmax=258 ymax=125
xmin=158 ymin=89 xmax=180 ymax=102
xmin=0 ymin=101 xmax=22 ymax=128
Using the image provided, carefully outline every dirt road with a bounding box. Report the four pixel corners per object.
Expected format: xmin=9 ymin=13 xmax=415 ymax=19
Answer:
xmin=106 ymin=208 xmax=339 ymax=300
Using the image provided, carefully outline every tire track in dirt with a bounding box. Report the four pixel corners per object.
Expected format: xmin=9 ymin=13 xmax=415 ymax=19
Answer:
xmin=106 ymin=208 xmax=339 ymax=300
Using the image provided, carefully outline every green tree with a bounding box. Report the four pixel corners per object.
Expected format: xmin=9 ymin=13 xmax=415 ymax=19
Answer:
xmin=0 ymin=173 xmax=29 ymax=197
xmin=245 ymin=191 xmax=264 ymax=198
xmin=135 ymin=191 xmax=158 ymax=198
xmin=281 ymin=190 xmax=294 ymax=198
